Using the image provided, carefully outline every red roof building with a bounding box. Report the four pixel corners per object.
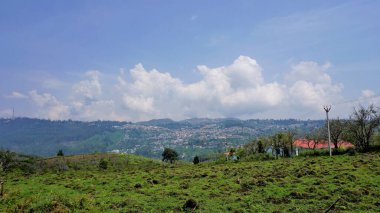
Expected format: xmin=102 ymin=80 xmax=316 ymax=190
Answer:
xmin=294 ymin=139 xmax=354 ymax=149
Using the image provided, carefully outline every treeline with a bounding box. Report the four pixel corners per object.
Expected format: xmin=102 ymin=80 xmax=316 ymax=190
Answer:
xmin=235 ymin=104 xmax=380 ymax=159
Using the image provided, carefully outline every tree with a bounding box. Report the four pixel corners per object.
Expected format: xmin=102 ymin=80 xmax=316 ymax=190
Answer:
xmin=0 ymin=150 xmax=14 ymax=172
xmin=98 ymin=158 xmax=108 ymax=170
xmin=0 ymin=150 xmax=15 ymax=197
xmin=257 ymin=140 xmax=264 ymax=153
xmin=271 ymin=134 xmax=282 ymax=158
xmin=347 ymin=104 xmax=380 ymax=151
xmin=329 ymin=118 xmax=345 ymax=151
xmin=193 ymin=156 xmax=200 ymax=165
xmin=283 ymin=131 xmax=295 ymax=157
xmin=162 ymin=148 xmax=179 ymax=164
xmin=306 ymin=128 xmax=325 ymax=150
xmin=57 ymin=149 xmax=64 ymax=157
xmin=271 ymin=132 xmax=294 ymax=157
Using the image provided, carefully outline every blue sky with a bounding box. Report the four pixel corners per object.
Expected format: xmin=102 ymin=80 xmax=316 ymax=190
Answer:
xmin=1 ymin=0 xmax=380 ymax=121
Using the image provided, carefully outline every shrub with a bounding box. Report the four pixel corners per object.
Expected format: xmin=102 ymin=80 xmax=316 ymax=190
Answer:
xmin=193 ymin=156 xmax=200 ymax=165
xmin=242 ymin=153 xmax=274 ymax=162
xmin=183 ymin=199 xmax=197 ymax=211
xmin=346 ymin=147 xmax=357 ymax=156
xmin=57 ymin=149 xmax=64 ymax=157
xmin=299 ymin=149 xmax=329 ymax=157
xmin=98 ymin=158 xmax=108 ymax=170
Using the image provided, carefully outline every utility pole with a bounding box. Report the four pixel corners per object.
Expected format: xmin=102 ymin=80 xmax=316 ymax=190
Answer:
xmin=323 ymin=105 xmax=332 ymax=156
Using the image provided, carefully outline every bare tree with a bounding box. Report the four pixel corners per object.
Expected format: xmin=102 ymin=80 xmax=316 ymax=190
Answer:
xmin=347 ymin=104 xmax=380 ymax=151
xmin=329 ymin=118 xmax=346 ymax=151
xmin=306 ymin=128 xmax=325 ymax=150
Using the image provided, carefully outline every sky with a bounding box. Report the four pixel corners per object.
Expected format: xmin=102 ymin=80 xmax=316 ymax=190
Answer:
xmin=0 ymin=0 xmax=380 ymax=121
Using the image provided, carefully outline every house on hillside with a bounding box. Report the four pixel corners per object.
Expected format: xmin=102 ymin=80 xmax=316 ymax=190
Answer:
xmin=293 ymin=139 xmax=354 ymax=155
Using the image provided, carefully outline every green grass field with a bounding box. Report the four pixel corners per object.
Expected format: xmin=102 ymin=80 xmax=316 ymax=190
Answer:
xmin=1 ymin=152 xmax=380 ymax=212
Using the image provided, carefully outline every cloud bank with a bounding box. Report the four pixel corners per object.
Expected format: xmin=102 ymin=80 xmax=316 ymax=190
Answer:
xmin=5 ymin=56 xmax=354 ymax=121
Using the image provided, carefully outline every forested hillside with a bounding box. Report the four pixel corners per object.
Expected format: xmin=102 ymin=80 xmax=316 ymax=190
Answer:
xmin=0 ymin=118 xmax=324 ymax=158
xmin=0 ymin=118 xmax=128 ymax=156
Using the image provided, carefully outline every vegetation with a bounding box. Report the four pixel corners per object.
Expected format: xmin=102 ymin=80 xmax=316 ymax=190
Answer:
xmin=346 ymin=104 xmax=380 ymax=152
xmin=0 ymin=105 xmax=380 ymax=211
xmin=193 ymin=156 xmax=200 ymax=165
xmin=0 ymin=152 xmax=379 ymax=212
xmin=162 ymin=148 xmax=179 ymax=164
xmin=0 ymin=118 xmax=127 ymax=156
xmin=0 ymin=117 xmax=324 ymax=159
xmin=57 ymin=149 xmax=64 ymax=157
xmin=98 ymin=158 xmax=108 ymax=170
xmin=328 ymin=118 xmax=345 ymax=151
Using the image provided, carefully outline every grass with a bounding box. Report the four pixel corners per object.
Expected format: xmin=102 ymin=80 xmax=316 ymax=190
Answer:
xmin=1 ymin=152 xmax=380 ymax=212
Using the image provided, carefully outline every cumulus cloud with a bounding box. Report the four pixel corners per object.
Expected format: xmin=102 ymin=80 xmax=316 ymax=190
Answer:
xmin=115 ymin=56 xmax=286 ymax=120
xmin=29 ymin=90 xmax=70 ymax=120
xmin=72 ymin=71 xmax=102 ymax=100
xmin=358 ymin=89 xmax=380 ymax=106
xmin=287 ymin=61 xmax=343 ymax=111
xmin=21 ymin=56 xmax=349 ymax=121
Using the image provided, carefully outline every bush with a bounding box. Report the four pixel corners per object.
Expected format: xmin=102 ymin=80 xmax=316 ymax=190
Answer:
xmin=183 ymin=199 xmax=197 ymax=211
xmin=346 ymin=147 xmax=357 ymax=156
xmin=193 ymin=156 xmax=200 ymax=165
xmin=365 ymin=145 xmax=380 ymax=152
xmin=299 ymin=149 xmax=330 ymax=157
xmin=242 ymin=153 xmax=274 ymax=162
xmin=57 ymin=149 xmax=64 ymax=157
xmin=98 ymin=158 xmax=108 ymax=170
xmin=0 ymin=149 xmax=15 ymax=172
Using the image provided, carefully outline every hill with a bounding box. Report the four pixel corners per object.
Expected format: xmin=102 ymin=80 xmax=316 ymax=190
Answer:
xmin=0 ymin=118 xmax=324 ymax=160
xmin=1 ymin=152 xmax=379 ymax=212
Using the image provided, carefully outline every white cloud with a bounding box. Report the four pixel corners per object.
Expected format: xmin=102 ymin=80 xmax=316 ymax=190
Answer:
xmin=29 ymin=90 xmax=70 ymax=120
xmin=361 ymin=89 xmax=376 ymax=99
xmin=23 ymin=56 xmax=350 ymax=121
xmin=358 ymin=89 xmax=380 ymax=106
xmin=6 ymin=91 xmax=28 ymax=99
xmin=72 ymin=70 xmax=102 ymax=99
xmin=287 ymin=61 xmax=343 ymax=111
xmin=114 ymin=56 xmax=286 ymax=120
xmin=286 ymin=61 xmax=332 ymax=84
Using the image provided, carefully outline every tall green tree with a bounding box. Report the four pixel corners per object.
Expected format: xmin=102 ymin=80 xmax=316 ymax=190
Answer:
xmin=162 ymin=148 xmax=179 ymax=164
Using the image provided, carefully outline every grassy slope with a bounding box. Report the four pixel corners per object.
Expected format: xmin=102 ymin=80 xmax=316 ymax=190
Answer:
xmin=1 ymin=153 xmax=380 ymax=212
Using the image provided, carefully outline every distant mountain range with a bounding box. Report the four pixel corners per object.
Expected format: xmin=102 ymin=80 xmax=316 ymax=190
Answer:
xmin=0 ymin=117 xmax=324 ymax=160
